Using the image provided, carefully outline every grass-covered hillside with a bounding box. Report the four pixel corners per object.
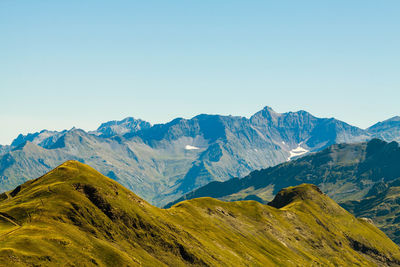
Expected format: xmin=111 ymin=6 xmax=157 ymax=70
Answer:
xmin=0 ymin=161 xmax=399 ymax=266
xmin=342 ymin=178 xmax=400 ymax=244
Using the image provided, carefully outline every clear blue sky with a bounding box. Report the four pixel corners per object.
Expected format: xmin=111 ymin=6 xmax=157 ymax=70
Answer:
xmin=1 ymin=1 xmax=399 ymax=145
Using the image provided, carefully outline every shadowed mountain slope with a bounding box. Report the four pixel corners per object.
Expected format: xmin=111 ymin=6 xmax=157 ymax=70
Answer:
xmin=0 ymin=161 xmax=399 ymax=266
xmin=168 ymin=139 xmax=400 ymax=208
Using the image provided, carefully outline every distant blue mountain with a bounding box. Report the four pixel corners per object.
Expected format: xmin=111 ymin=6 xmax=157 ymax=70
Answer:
xmin=367 ymin=116 xmax=400 ymax=143
xmin=93 ymin=117 xmax=151 ymax=138
xmin=0 ymin=107 xmax=398 ymax=206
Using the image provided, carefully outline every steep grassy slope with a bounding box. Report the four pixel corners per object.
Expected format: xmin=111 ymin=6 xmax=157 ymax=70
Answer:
xmin=0 ymin=161 xmax=399 ymax=266
xmin=168 ymin=139 xmax=400 ymax=208
xmin=342 ymin=178 xmax=400 ymax=244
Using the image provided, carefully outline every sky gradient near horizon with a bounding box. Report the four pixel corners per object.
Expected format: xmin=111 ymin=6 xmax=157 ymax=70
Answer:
xmin=1 ymin=1 xmax=399 ymax=145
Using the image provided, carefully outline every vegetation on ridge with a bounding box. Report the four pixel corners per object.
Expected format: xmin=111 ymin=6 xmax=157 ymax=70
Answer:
xmin=342 ymin=178 xmax=400 ymax=244
xmin=0 ymin=161 xmax=399 ymax=266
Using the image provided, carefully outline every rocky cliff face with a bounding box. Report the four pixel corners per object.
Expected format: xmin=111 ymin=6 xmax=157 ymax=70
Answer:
xmin=93 ymin=117 xmax=151 ymax=137
xmin=368 ymin=116 xmax=400 ymax=143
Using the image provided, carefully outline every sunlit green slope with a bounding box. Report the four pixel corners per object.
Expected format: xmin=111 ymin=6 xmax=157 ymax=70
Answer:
xmin=342 ymin=178 xmax=400 ymax=244
xmin=0 ymin=161 xmax=399 ymax=266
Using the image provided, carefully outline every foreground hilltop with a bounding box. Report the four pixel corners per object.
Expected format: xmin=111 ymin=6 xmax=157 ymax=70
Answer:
xmin=0 ymin=161 xmax=399 ymax=266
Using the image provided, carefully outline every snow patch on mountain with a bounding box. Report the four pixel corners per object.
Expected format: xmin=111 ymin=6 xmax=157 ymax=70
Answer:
xmin=185 ymin=145 xmax=200 ymax=150
xmin=288 ymin=143 xmax=309 ymax=161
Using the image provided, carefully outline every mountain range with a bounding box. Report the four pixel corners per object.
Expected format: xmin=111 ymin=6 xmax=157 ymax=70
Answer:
xmin=167 ymin=139 xmax=400 ymax=244
xmin=0 ymin=107 xmax=398 ymax=206
xmin=1 ymin=161 xmax=399 ymax=266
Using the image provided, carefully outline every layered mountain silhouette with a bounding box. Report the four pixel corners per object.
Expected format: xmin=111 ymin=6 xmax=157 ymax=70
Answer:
xmin=168 ymin=139 xmax=400 ymax=243
xmin=0 ymin=161 xmax=399 ymax=266
xmin=0 ymin=107 xmax=398 ymax=206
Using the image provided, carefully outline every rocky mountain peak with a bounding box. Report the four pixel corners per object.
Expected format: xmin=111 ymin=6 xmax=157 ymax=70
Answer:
xmin=268 ymin=184 xmax=323 ymax=209
xmin=387 ymin=116 xmax=400 ymax=122
xmin=95 ymin=117 xmax=151 ymax=137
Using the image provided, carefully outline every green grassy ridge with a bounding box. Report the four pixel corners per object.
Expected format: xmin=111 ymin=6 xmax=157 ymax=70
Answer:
xmin=0 ymin=161 xmax=399 ymax=266
xmin=342 ymin=178 xmax=400 ymax=244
